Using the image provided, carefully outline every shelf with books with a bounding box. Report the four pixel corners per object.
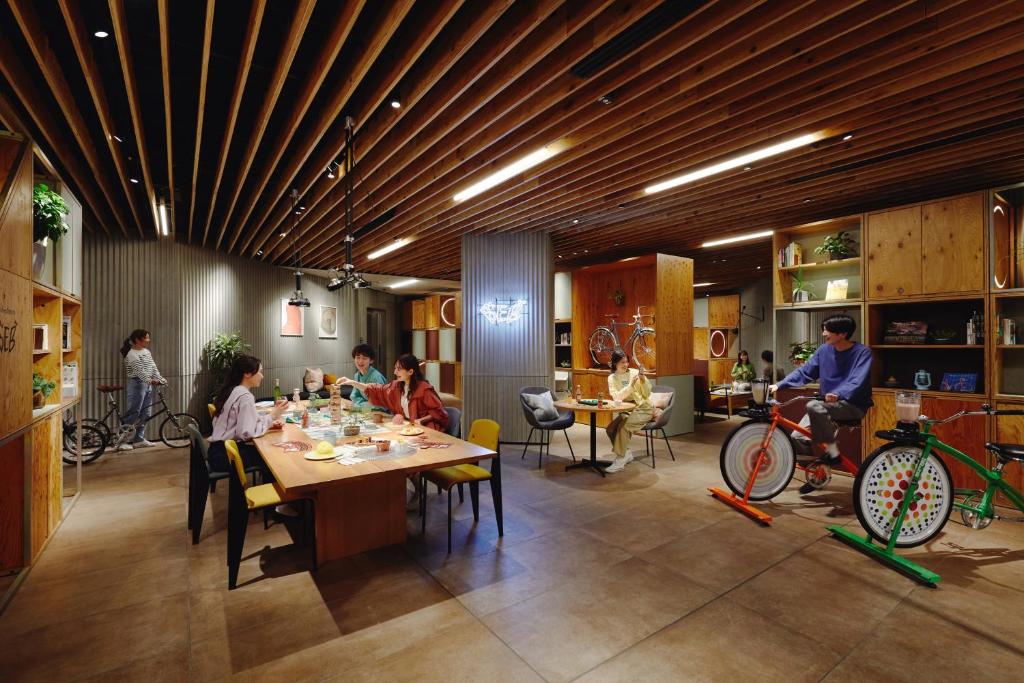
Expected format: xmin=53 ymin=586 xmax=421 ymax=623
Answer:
xmin=990 ymin=293 xmax=1024 ymax=398
xmin=772 ymin=215 xmax=862 ymax=306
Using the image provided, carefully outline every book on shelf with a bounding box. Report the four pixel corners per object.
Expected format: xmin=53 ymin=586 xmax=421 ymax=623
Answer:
xmin=62 ymin=361 xmax=78 ymax=398
xmin=824 ymin=279 xmax=848 ymax=301
xmin=777 ymin=242 xmax=803 ymax=268
xmin=882 ymin=321 xmax=927 ymax=345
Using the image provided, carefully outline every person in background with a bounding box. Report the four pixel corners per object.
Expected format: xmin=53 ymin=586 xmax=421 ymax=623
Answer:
xmin=761 ymin=349 xmax=783 ymax=381
xmin=338 ymin=354 xmax=448 ymax=432
xmin=604 ymin=350 xmax=654 ymax=473
xmin=347 ymin=343 xmax=387 ymax=410
xmin=731 ymin=349 xmax=756 ymax=383
xmin=120 ymin=329 xmax=165 ymax=450
xmin=770 ymin=314 xmax=873 ymax=494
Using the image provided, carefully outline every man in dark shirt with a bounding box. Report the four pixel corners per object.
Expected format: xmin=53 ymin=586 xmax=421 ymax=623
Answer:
xmin=770 ymin=314 xmax=873 ymax=494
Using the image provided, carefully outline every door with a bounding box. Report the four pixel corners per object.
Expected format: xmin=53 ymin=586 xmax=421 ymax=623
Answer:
xmin=867 ymin=206 xmax=921 ymax=299
xmin=366 ymin=308 xmax=387 ymax=374
xmin=921 ymin=194 xmax=985 ymax=294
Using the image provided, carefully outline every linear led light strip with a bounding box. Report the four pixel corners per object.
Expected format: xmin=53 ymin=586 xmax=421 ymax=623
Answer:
xmin=389 ymin=278 xmax=419 ymax=289
xmin=701 ymin=230 xmax=773 ymax=248
xmin=644 ymin=133 xmax=821 ymax=195
xmin=367 ymin=238 xmax=410 ymax=260
xmin=453 ymin=142 xmax=565 ymax=203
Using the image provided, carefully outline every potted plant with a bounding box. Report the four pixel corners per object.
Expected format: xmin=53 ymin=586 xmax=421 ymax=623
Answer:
xmin=814 ymin=231 xmax=856 ymax=261
xmin=930 ymin=328 xmax=957 ymax=344
xmin=792 ymin=267 xmax=814 ymax=303
xmin=33 ymin=371 xmax=56 ymax=408
xmin=202 ymin=332 xmax=251 ymax=399
xmin=33 ymin=183 xmax=70 ymax=245
xmin=788 ymin=341 xmax=818 ymax=366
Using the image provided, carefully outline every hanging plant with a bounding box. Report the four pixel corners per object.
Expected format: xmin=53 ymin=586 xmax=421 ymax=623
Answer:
xmin=33 ymin=183 xmax=70 ymax=244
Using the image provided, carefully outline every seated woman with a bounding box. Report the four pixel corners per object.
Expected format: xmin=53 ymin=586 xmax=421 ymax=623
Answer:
xmin=604 ymin=350 xmax=654 ymax=473
xmin=338 ymin=353 xmax=448 ymax=432
xmin=731 ymin=350 xmax=756 ymax=385
xmin=209 ymin=355 xmax=286 ymax=475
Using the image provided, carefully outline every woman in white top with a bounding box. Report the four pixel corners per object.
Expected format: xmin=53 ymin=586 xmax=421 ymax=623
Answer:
xmin=604 ymin=350 xmax=654 ymax=473
xmin=209 ymin=355 xmax=286 ymax=474
xmin=120 ymin=329 xmax=165 ymax=449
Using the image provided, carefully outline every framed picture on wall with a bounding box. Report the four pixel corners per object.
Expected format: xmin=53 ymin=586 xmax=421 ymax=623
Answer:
xmin=280 ymin=299 xmax=304 ymax=337
xmin=318 ymin=305 xmax=338 ymax=339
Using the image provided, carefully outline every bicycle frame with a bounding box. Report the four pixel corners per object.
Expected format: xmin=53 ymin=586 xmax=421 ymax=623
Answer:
xmin=710 ymin=399 xmax=859 ymax=524
xmin=100 ymin=386 xmax=171 ymax=437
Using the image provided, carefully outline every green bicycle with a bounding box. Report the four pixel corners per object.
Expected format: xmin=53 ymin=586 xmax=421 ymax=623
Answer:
xmin=830 ymin=401 xmax=1024 ymax=586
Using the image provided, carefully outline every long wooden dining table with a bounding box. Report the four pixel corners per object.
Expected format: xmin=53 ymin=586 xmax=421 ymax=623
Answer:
xmin=252 ymin=420 xmax=499 ymax=565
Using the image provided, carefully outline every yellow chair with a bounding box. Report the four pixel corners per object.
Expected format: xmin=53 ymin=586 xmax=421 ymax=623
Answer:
xmin=225 ymin=440 xmax=315 ymax=589
xmin=420 ymin=419 xmax=503 ymax=553
xmin=207 ymin=403 xmax=216 ymax=419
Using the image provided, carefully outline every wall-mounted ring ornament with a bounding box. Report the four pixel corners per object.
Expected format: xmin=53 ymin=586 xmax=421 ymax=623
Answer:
xmin=709 ymin=328 xmax=727 ymax=358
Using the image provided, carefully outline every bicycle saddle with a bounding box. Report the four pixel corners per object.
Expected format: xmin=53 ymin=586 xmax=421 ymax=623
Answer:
xmin=97 ymin=384 xmax=123 ymax=392
xmin=984 ymin=443 xmax=1024 ymax=463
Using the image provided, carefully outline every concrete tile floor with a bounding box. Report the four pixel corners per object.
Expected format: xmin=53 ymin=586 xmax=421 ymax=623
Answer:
xmin=2 ymin=415 xmax=1024 ymax=681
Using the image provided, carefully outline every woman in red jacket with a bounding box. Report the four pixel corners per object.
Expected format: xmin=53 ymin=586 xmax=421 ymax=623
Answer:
xmin=339 ymin=353 xmax=449 ymax=432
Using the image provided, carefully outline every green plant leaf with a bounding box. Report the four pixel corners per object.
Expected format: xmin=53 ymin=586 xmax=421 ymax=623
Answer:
xmin=33 ymin=183 xmax=70 ymax=244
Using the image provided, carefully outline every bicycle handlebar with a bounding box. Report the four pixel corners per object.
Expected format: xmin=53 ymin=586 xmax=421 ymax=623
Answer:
xmin=918 ymin=404 xmax=1024 ymax=426
xmin=767 ymin=394 xmax=822 ymax=408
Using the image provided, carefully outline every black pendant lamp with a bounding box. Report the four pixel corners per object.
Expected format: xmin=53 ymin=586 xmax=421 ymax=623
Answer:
xmin=287 ymin=188 xmax=310 ymax=307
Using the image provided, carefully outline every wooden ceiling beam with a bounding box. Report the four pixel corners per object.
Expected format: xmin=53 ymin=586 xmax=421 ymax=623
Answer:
xmin=224 ymin=0 xmax=369 ymax=254
xmin=109 ymin=0 xmax=160 ymax=235
xmin=7 ymin=0 xmax=135 ymax=237
xmin=187 ymin=0 xmax=215 ymax=242
xmin=211 ymin=0 xmax=317 ymax=250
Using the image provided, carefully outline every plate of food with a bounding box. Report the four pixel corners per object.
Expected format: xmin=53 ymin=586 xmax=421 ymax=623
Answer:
xmin=398 ymin=425 xmax=424 ymax=436
xmin=255 ymin=400 xmax=275 ymax=408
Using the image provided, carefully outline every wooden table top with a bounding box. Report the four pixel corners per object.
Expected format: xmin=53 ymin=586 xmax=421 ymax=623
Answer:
xmin=252 ymin=422 xmax=496 ymax=494
xmin=554 ymin=399 xmax=635 ymax=413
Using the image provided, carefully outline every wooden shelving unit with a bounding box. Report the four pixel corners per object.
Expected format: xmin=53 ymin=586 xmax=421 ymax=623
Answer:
xmin=772 ymin=215 xmax=863 ymax=307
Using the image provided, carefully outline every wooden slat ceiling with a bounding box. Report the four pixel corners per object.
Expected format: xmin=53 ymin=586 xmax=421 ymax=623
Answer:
xmin=2 ymin=0 xmax=1024 ymax=292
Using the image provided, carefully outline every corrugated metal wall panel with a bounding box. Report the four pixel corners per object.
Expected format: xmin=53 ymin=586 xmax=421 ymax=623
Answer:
xmin=462 ymin=233 xmax=553 ymax=442
xmin=81 ymin=237 xmax=393 ymax=432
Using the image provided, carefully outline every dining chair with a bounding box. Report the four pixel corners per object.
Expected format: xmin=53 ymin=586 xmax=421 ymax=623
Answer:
xmin=187 ymin=424 xmax=228 ymax=544
xmin=637 ymin=385 xmax=676 ymax=468
xmin=420 ymin=419 xmax=503 ymax=554
xmin=207 ymin=403 xmax=215 ymax=419
xmin=519 ymin=386 xmax=575 ymax=468
xmin=444 ymin=407 xmax=462 ymax=438
xmin=225 ymin=439 xmax=316 ymax=589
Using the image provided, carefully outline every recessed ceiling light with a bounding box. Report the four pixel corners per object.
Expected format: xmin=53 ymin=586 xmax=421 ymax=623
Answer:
xmin=644 ymin=132 xmax=820 ymax=195
xmin=94 ymin=30 xmax=109 ymax=38
xmin=453 ymin=143 xmax=563 ymax=202
xmin=389 ymin=278 xmax=419 ymax=289
xmin=367 ymin=237 xmax=410 ymax=260
xmin=279 ymin=232 xmax=287 ymax=238
xmin=842 ymin=133 xmax=853 ymax=141
xmin=572 ymin=219 xmax=579 ymax=224
xmin=129 ymin=177 xmax=138 ymax=183
xmin=803 ymin=198 xmax=812 ymax=203
xmin=256 ymin=250 xmax=263 ymax=256
xmin=298 ymin=205 xmax=305 ymax=211
xmin=756 ymin=265 xmax=761 ymax=270
xmin=743 ymin=166 xmax=752 ymax=171
xmin=598 ymin=95 xmax=613 ymax=105
xmin=113 ymin=134 xmax=123 ymax=142
xmin=702 ymin=230 xmax=773 ymax=248
xmin=390 ymin=98 xmax=401 ymax=109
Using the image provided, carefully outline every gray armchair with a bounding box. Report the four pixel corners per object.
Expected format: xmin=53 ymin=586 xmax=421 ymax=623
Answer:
xmin=519 ymin=386 xmax=576 ymax=468
xmin=638 ymin=385 xmax=676 ymax=468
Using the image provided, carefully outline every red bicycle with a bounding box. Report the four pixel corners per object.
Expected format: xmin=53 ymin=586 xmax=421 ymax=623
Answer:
xmin=709 ymin=391 xmax=860 ymax=524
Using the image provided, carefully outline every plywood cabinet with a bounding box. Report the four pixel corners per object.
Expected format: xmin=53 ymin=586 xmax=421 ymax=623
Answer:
xmin=921 ymin=194 xmax=985 ymax=294
xmin=992 ymin=404 xmax=1024 ymax=508
xmin=867 ymin=206 xmax=921 ymax=299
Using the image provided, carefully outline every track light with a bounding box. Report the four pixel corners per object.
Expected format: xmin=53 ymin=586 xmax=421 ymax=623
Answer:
xmin=288 ymin=271 xmax=310 ymax=307
xmin=327 ymin=166 xmax=335 ymax=179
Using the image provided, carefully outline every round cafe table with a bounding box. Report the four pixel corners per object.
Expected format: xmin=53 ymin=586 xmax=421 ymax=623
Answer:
xmin=554 ymin=399 xmax=634 ymax=476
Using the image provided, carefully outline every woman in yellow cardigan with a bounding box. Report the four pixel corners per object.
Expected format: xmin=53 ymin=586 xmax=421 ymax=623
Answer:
xmin=604 ymin=350 xmax=654 ymax=473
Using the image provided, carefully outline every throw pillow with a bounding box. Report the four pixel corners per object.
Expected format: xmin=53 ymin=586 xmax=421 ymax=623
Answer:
xmin=650 ymin=392 xmax=671 ymax=409
xmin=303 ymin=367 xmax=324 ymax=393
xmin=523 ymin=391 xmax=559 ymax=421
xmin=324 ymin=372 xmax=338 ymax=386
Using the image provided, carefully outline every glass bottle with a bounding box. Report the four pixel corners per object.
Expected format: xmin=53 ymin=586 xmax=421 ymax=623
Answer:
xmin=273 ymin=379 xmax=282 ymax=402
xmin=575 ymin=384 xmax=582 ymax=403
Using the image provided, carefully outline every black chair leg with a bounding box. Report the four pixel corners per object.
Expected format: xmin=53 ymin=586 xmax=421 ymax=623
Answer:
xmin=421 ymin=474 xmax=428 ymax=534
xmin=458 ymin=482 xmax=464 ymax=504
xmin=538 ymin=430 xmax=546 ymax=469
xmin=521 ymin=428 xmax=535 ymax=460
xmin=263 ymin=508 xmax=270 ymax=530
xmin=209 ymin=480 xmax=218 ymax=493
xmin=227 ymin=505 xmax=248 ymax=590
xmin=662 ymin=428 xmax=675 ymax=460
xmin=191 ymin=486 xmax=207 ymax=544
xmin=564 ymin=430 xmax=576 ymax=461
xmin=469 ymin=480 xmax=480 ymax=522
xmin=490 ymin=476 xmax=503 ymax=537
xmin=447 ymin=489 xmax=453 ymax=554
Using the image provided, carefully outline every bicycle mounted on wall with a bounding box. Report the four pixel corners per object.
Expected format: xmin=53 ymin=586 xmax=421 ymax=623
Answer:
xmin=587 ymin=306 xmax=656 ymax=371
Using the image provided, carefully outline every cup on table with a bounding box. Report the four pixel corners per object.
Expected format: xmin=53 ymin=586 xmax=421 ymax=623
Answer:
xmin=371 ymin=412 xmax=385 ymax=424
xmin=372 ymin=439 xmax=391 ymax=453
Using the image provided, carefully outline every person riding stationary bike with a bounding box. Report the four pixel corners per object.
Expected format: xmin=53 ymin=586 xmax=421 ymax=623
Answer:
xmin=770 ymin=314 xmax=872 ymax=494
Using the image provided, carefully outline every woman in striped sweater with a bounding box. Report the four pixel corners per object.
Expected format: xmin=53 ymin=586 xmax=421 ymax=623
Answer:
xmin=120 ymin=328 xmax=165 ymax=449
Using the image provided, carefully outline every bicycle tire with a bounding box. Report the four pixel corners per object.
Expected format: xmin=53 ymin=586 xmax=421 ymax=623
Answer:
xmin=588 ymin=328 xmax=618 ymax=368
xmin=630 ymin=329 xmax=656 ymax=372
xmin=161 ymin=412 xmax=199 ymax=448
xmin=62 ymin=423 xmax=108 ymax=465
xmin=853 ymin=443 xmax=953 ymax=548
xmin=83 ymin=417 xmax=112 ymax=442
xmin=719 ymin=420 xmax=795 ymax=501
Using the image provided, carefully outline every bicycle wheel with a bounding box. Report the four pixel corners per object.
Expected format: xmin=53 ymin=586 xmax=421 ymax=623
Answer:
xmin=630 ymin=329 xmax=656 ymax=372
xmin=719 ymin=421 xmax=795 ymax=501
xmin=853 ymin=443 xmax=953 ymax=547
xmin=83 ymin=417 xmax=112 ymax=442
xmin=62 ymin=423 xmax=108 ymax=465
xmin=588 ymin=328 xmax=617 ymax=367
xmin=161 ymin=412 xmax=199 ymax=448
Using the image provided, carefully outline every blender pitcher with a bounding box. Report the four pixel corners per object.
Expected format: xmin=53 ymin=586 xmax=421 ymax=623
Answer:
xmin=895 ymin=391 xmax=922 ymax=429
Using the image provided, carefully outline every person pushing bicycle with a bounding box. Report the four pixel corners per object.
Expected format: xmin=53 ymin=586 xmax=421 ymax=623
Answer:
xmin=770 ymin=314 xmax=873 ymax=494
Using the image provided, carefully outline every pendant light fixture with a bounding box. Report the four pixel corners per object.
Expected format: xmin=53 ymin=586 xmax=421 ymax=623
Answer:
xmin=327 ymin=116 xmax=371 ymax=291
xmin=287 ymin=188 xmax=310 ymax=307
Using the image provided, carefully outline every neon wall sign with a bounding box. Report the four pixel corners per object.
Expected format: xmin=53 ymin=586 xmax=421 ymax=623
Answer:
xmin=479 ymin=299 xmax=528 ymax=325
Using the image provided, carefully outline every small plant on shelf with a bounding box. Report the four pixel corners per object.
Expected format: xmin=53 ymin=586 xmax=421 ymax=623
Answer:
xmin=33 ymin=183 xmax=70 ymax=244
xmin=930 ymin=328 xmax=958 ymax=344
xmin=792 ymin=266 xmax=814 ymax=303
xmin=32 ymin=371 xmax=56 ymax=408
xmin=788 ymin=341 xmax=818 ymax=366
xmin=814 ymin=231 xmax=856 ymax=261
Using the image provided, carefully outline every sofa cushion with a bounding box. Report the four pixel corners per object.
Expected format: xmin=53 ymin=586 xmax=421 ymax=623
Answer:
xmin=650 ymin=392 xmax=671 ymax=409
xmin=324 ymin=372 xmax=338 ymax=386
xmin=523 ymin=391 xmax=559 ymax=421
xmin=303 ymin=367 xmax=324 ymax=393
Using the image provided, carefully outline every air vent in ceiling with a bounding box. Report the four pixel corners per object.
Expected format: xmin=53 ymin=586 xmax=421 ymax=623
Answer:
xmin=570 ymin=0 xmax=708 ymax=80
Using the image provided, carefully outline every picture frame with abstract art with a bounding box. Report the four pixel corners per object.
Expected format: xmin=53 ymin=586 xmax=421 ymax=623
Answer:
xmin=280 ymin=299 xmax=304 ymax=337
xmin=318 ymin=305 xmax=338 ymax=339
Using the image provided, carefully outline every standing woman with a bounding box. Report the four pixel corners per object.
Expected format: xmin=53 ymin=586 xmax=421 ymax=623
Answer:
xmin=338 ymin=353 xmax=448 ymax=432
xmin=120 ymin=329 xmax=165 ymax=449
xmin=604 ymin=350 xmax=654 ymax=473
xmin=731 ymin=350 xmax=756 ymax=383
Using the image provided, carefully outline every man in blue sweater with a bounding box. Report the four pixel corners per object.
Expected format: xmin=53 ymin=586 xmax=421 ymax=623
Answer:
xmin=770 ymin=314 xmax=873 ymax=494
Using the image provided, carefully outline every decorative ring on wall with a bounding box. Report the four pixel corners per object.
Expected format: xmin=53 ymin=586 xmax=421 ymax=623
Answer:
xmin=709 ymin=329 xmax=727 ymax=358
xmin=440 ymin=297 xmax=456 ymax=327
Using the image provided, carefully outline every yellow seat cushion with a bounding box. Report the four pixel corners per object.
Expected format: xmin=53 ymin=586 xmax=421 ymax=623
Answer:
xmin=244 ymin=483 xmax=284 ymax=509
xmin=423 ymin=464 xmax=491 ymax=489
